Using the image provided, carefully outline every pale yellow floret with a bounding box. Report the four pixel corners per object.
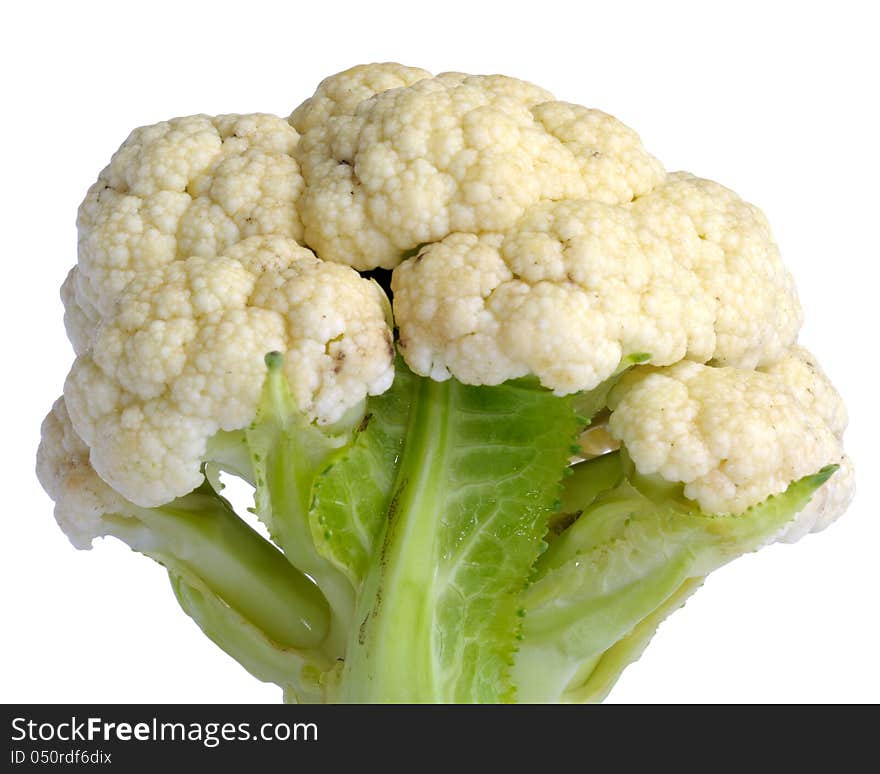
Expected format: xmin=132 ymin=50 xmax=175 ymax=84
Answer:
xmin=393 ymin=174 xmax=798 ymax=394
xmin=758 ymin=346 xmax=853 ymax=541
xmin=36 ymin=398 xmax=125 ymax=549
xmin=71 ymin=113 xmax=303 ymax=331
xmin=63 ymin=237 xmax=394 ymax=507
xmin=778 ymin=454 xmax=855 ymax=542
xmin=630 ymin=173 xmax=802 ymax=368
xmin=60 ymin=267 xmax=100 ymax=355
xmin=44 ymin=63 xmax=850 ymax=531
xmin=759 ymin=345 xmax=848 ymax=437
xmin=607 ymin=356 xmax=853 ymax=534
xmin=292 ymin=69 xmax=663 ymax=269
xmin=289 ymin=63 xmax=433 ymax=134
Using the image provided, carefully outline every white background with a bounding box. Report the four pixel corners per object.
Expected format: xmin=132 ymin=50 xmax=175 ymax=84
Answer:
xmin=2 ymin=0 xmax=877 ymax=703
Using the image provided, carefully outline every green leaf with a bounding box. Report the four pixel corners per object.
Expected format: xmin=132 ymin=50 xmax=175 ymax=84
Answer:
xmin=513 ymin=465 xmax=837 ymax=702
xmin=311 ymin=359 xmax=414 ymax=587
xmin=400 ymin=242 xmax=432 ymax=261
xmin=563 ymin=576 xmax=705 ymax=703
xmin=338 ymin=373 xmax=581 ymax=703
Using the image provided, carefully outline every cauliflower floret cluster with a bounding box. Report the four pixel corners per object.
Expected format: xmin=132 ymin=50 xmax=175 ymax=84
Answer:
xmin=60 ymin=109 xmax=396 ymax=507
xmin=37 ymin=398 xmax=125 ymax=549
xmin=607 ymin=351 xmax=852 ymax=525
xmin=38 ymin=63 xmax=855 ymax=705
xmin=64 ymin=114 xmax=305 ymax=351
xmin=64 ymin=237 xmax=393 ymax=506
xmin=292 ymin=68 xmax=664 ymax=270
xmin=393 ymin=175 xmax=801 ymax=392
xmin=52 ymin=62 xmax=851 ymax=544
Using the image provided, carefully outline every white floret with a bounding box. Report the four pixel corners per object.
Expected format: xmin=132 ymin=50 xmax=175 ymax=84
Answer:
xmin=36 ymin=398 xmax=125 ymax=549
xmin=70 ymin=113 xmax=303 ymax=339
xmin=776 ymin=455 xmax=855 ymax=542
xmin=630 ymin=173 xmax=802 ymax=368
xmin=393 ymin=174 xmax=799 ymax=393
xmin=759 ymin=345 xmax=848 ymax=437
xmin=607 ymin=356 xmax=852 ymax=530
xmin=60 ymin=267 xmax=99 ymax=355
xmin=63 ymin=237 xmax=395 ymax=507
xmin=43 ymin=62 xmax=851 ymax=537
xmin=292 ymin=67 xmax=663 ymax=269
xmin=758 ymin=346 xmax=853 ymax=540
xmin=289 ymin=62 xmax=433 ymax=134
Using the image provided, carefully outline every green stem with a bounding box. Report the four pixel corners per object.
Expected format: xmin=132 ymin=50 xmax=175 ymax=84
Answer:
xmin=104 ymin=484 xmax=329 ymax=650
xmin=170 ymin=573 xmax=333 ymax=702
xmin=514 ymin=464 xmax=838 ymax=703
xmin=248 ymin=354 xmax=356 ymax=659
xmin=559 ymin=451 xmax=623 ymax=515
xmin=335 ymin=372 xmax=580 ymax=703
xmin=339 ymin=377 xmax=450 ymax=702
xmin=261 ymin=427 xmax=354 ymax=657
xmin=513 ymin=555 xmax=694 ymax=702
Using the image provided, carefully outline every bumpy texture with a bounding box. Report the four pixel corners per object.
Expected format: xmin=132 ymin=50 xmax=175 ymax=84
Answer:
xmin=607 ymin=349 xmax=853 ymax=532
xmin=36 ymin=398 xmax=125 ymax=549
xmin=64 ymin=236 xmax=394 ymax=507
xmin=65 ymin=114 xmax=305 ymax=353
xmin=292 ymin=65 xmax=664 ymax=270
xmin=302 ymin=67 xmax=798 ymax=392
xmin=290 ymin=63 xmax=433 ymax=135
xmin=392 ymin=173 xmax=801 ymax=392
xmin=48 ymin=63 xmax=849 ymax=528
xmin=758 ymin=347 xmax=854 ymax=541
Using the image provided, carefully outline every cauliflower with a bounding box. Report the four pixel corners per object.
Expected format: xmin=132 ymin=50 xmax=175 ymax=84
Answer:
xmin=65 ymin=238 xmax=393 ymax=507
xmin=37 ymin=63 xmax=854 ymax=704
xmin=607 ymin=356 xmax=848 ymax=515
xmin=392 ymin=175 xmax=800 ymax=391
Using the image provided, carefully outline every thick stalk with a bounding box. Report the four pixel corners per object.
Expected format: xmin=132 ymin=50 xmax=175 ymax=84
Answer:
xmin=248 ymin=353 xmax=357 ymax=658
xmin=103 ymin=484 xmax=330 ymax=650
xmin=336 ymin=373 xmax=578 ymax=702
xmin=261 ymin=428 xmax=355 ymax=657
xmin=514 ymin=463 xmax=838 ymax=703
xmin=171 ymin=573 xmax=333 ymax=702
xmin=339 ymin=377 xmax=450 ymax=702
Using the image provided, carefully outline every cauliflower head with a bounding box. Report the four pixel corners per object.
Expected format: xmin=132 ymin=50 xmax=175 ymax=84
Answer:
xmin=39 ymin=63 xmax=854 ymax=704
